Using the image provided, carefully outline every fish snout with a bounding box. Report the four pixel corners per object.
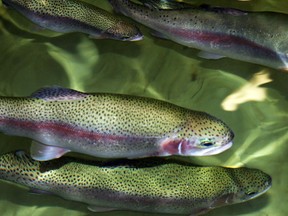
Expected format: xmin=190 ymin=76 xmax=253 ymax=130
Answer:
xmin=127 ymin=32 xmax=144 ymax=41
xmin=232 ymin=168 xmax=272 ymax=203
xmin=204 ymin=141 xmax=233 ymax=156
xmin=227 ymin=129 xmax=235 ymax=143
xmin=105 ymin=21 xmax=143 ymax=41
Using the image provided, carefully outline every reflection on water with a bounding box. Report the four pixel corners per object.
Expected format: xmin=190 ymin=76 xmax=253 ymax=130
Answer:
xmin=0 ymin=0 xmax=288 ymax=216
xmin=46 ymin=38 xmax=99 ymax=91
xmin=221 ymin=70 xmax=273 ymax=111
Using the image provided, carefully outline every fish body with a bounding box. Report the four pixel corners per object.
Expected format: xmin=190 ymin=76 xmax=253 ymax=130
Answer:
xmin=109 ymin=0 xmax=288 ymax=70
xmin=0 ymin=151 xmax=272 ymax=215
xmin=0 ymin=87 xmax=234 ymax=160
xmin=2 ymin=0 xmax=143 ymax=41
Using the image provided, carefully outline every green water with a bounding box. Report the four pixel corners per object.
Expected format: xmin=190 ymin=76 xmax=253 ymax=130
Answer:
xmin=0 ymin=0 xmax=287 ymax=215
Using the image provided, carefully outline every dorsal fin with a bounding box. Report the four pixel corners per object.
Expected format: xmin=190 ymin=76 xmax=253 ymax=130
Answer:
xmin=30 ymin=86 xmax=86 ymax=101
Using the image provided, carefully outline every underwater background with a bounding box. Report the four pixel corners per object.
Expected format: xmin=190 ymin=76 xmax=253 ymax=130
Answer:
xmin=0 ymin=0 xmax=287 ymax=215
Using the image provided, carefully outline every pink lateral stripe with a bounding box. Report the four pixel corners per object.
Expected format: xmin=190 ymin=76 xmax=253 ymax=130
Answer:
xmin=0 ymin=118 xmax=131 ymax=141
xmin=169 ymin=29 xmax=279 ymax=58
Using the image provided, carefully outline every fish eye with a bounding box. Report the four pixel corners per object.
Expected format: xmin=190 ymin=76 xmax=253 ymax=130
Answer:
xmin=199 ymin=139 xmax=215 ymax=147
xmin=201 ymin=142 xmax=214 ymax=147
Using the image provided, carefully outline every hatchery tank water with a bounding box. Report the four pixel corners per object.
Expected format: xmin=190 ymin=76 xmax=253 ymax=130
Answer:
xmin=0 ymin=0 xmax=287 ymax=216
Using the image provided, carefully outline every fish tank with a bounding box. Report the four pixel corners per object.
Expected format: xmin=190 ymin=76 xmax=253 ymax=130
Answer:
xmin=0 ymin=0 xmax=287 ymax=215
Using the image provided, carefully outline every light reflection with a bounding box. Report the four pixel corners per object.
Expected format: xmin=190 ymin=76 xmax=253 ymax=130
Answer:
xmin=46 ymin=37 xmax=99 ymax=91
xmin=221 ymin=70 xmax=273 ymax=111
xmin=225 ymin=129 xmax=288 ymax=166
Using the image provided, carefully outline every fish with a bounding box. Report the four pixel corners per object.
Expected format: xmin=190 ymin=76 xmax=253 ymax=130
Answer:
xmin=2 ymin=0 xmax=143 ymax=41
xmin=0 ymin=150 xmax=272 ymax=215
xmin=0 ymin=86 xmax=234 ymax=161
xmin=109 ymin=0 xmax=288 ymax=70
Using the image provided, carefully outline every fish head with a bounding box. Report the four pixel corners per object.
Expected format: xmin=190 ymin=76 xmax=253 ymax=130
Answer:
xmin=103 ymin=21 xmax=143 ymax=41
xmin=176 ymin=112 xmax=234 ymax=156
xmin=230 ymin=168 xmax=272 ymax=203
xmin=196 ymin=167 xmax=271 ymax=212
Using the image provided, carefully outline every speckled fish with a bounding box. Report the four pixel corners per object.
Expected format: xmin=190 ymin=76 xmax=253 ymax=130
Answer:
xmin=1 ymin=0 xmax=143 ymax=41
xmin=0 ymin=87 xmax=234 ymax=161
xmin=109 ymin=0 xmax=288 ymax=70
xmin=0 ymin=151 xmax=271 ymax=215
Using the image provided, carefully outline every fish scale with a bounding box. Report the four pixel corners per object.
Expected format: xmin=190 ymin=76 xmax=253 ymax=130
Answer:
xmin=0 ymin=87 xmax=233 ymax=160
xmin=0 ymin=151 xmax=272 ymax=215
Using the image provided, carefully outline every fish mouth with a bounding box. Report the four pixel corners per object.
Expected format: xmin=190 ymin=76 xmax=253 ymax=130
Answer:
xmin=257 ymin=183 xmax=272 ymax=197
xmin=126 ymin=34 xmax=144 ymax=41
xmin=186 ymin=141 xmax=233 ymax=156
xmin=248 ymin=178 xmax=272 ymax=200
xmin=235 ymin=182 xmax=272 ymax=203
xmin=202 ymin=141 xmax=233 ymax=156
xmin=208 ymin=141 xmax=233 ymax=155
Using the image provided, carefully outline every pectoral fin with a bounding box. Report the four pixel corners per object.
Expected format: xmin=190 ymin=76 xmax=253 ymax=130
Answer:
xmin=30 ymin=141 xmax=70 ymax=161
xmin=198 ymin=51 xmax=226 ymax=60
xmin=88 ymin=206 xmax=119 ymax=212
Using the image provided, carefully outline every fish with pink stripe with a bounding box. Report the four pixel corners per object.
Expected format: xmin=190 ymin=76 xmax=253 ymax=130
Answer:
xmin=0 ymin=87 xmax=233 ymax=161
xmin=109 ymin=0 xmax=288 ymax=70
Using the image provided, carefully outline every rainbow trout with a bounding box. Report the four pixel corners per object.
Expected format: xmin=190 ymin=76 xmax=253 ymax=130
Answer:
xmin=109 ymin=0 xmax=288 ymax=70
xmin=2 ymin=0 xmax=143 ymax=41
xmin=0 ymin=150 xmax=271 ymax=215
xmin=0 ymin=87 xmax=234 ymax=161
